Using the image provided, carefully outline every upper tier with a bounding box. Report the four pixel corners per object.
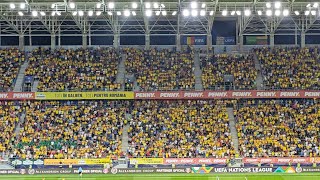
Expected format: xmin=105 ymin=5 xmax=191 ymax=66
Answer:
xmin=1 ymin=47 xmax=319 ymax=92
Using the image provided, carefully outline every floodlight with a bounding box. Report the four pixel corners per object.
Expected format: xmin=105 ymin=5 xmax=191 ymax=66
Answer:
xmin=108 ymin=2 xmax=115 ymax=9
xmin=305 ymin=10 xmax=310 ymax=16
xmin=117 ymin=11 xmax=121 ymax=16
xmin=314 ymin=3 xmax=319 ymax=8
xmin=69 ymin=2 xmax=75 ymax=9
xmin=32 ymin=11 xmax=38 ymax=17
xmin=306 ymin=4 xmax=311 ymax=8
xmin=172 ymin=11 xmax=177 ymax=15
xmin=51 ymin=11 xmax=56 ymax=16
xmin=200 ymin=10 xmax=206 ymax=16
xmin=236 ymin=11 xmax=241 ymax=15
xmin=18 ymin=11 xmax=24 ymax=16
xmin=124 ymin=10 xmax=130 ymax=17
xmin=161 ymin=4 xmax=165 ymax=8
xmin=275 ymin=10 xmax=281 ymax=16
xmin=20 ymin=3 xmax=25 ymax=9
xmin=209 ymin=11 xmax=214 ymax=16
xmin=201 ymin=3 xmax=206 ymax=8
xmin=222 ymin=10 xmax=228 ymax=16
xmin=283 ymin=9 xmax=289 ymax=16
xmin=153 ymin=3 xmax=159 ymax=8
xmin=88 ymin=10 xmax=93 ymax=16
xmin=231 ymin=11 xmax=235 ymax=16
xmin=145 ymin=2 xmax=151 ymax=9
xmin=56 ymin=12 xmax=61 ymax=16
xmin=108 ymin=11 xmax=113 ymax=16
xmin=40 ymin=11 xmax=46 ymax=16
xmin=183 ymin=9 xmax=190 ymax=16
xmin=266 ymin=2 xmax=271 ymax=8
xmin=51 ymin=4 xmax=55 ymax=9
xmin=96 ymin=3 xmax=102 ymax=8
xmin=191 ymin=10 xmax=198 ymax=17
xmin=257 ymin=10 xmax=262 ymax=16
xmin=146 ymin=9 xmax=152 ymax=17
xmin=72 ymin=11 xmax=77 ymax=16
xmin=266 ymin=10 xmax=272 ymax=16
xmin=78 ymin=10 xmax=84 ymax=16
xmin=132 ymin=2 xmax=138 ymax=9
xmin=274 ymin=1 xmax=281 ymax=9
xmin=311 ymin=10 xmax=316 ymax=16
xmin=96 ymin=11 xmax=102 ymax=16
xmin=10 ymin=3 xmax=15 ymax=9
xmin=294 ymin=11 xmax=300 ymax=15
xmin=155 ymin=11 xmax=160 ymax=16
xmin=191 ymin=1 xmax=198 ymax=9
xmin=244 ymin=9 xmax=251 ymax=16
xmin=132 ymin=11 xmax=137 ymax=16
xmin=162 ymin=11 xmax=167 ymax=16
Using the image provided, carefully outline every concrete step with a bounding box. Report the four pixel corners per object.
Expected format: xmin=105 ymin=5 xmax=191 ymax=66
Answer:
xmin=116 ymin=54 xmax=126 ymax=91
xmin=226 ymin=108 xmax=239 ymax=154
xmin=253 ymin=53 xmax=264 ymax=90
xmin=31 ymin=80 xmax=39 ymax=92
xmin=13 ymin=61 xmax=29 ymax=92
xmin=194 ymin=51 xmax=204 ymax=91
xmin=14 ymin=112 xmax=25 ymax=140
xmin=121 ymin=124 xmax=130 ymax=153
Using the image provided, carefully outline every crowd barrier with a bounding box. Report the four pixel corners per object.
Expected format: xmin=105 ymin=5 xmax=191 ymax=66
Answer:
xmin=0 ymin=167 xmax=320 ymax=175
xmin=0 ymin=90 xmax=320 ymax=100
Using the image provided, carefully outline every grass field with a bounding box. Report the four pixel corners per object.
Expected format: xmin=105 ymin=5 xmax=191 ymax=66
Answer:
xmin=0 ymin=173 xmax=319 ymax=180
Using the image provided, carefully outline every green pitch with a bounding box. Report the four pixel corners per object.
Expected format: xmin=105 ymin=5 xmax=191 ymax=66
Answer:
xmin=0 ymin=173 xmax=319 ymax=180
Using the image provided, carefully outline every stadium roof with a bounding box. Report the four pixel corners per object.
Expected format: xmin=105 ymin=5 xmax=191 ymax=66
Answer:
xmin=0 ymin=0 xmax=319 ymax=38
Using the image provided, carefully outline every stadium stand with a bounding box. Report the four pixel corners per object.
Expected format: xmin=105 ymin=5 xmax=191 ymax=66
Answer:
xmin=14 ymin=100 xmax=130 ymax=159
xmin=125 ymin=48 xmax=195 ymax=91
xmin=0 ymin=101 xmax=22 ymax=154
xmin=127 ymin=100 xmax=235 ymax=158
xmin=201 ymin=54 xmax=257 ymax=90
xmin=0 ymin=48 xmax=25 ymax=92
xmin=235 ymin=99 xmax=320 ymax=157
xmin=257 ymin=47 xmax=320 ymax=90
xmin=25 ymin=48 xmax=121 ymax=91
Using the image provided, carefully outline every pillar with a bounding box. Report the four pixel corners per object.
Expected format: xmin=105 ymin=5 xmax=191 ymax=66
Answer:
xmin=145 ymin=34 xmax=150 ymax=50
xmin=88 ymin=28 xmax=91 ymax=46
xmin=51 ymin=34 xmax=55 ymax=50
xmin=295 ymin=26 xmax=298 ymax=46
xmin=239 ymin=34 xmax=244 ymax=52
xmin=82 ymin=33 xmax=87 ymax=49
xmin=19 ymin=34 xmax=24 ymax=51
xmin=301 ymin=31 xmax=305 ymax=48
xmin=207 ymin=34 xmax=212 ymax=53
xmin=176 ymin=34 xmax=181 ymax=51
xmin=270 ymin=33 xmax=274 ymax=47
xmin=113 ymin=34 xmax=120 ymax=49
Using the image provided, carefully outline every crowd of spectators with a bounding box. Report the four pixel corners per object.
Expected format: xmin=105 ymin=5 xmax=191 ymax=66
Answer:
xmin=0 ymin=48 xmax=25 ymax=91
xmin=128 ymin=100 xmax=234 ymax=158
xmin=257 ymin=47 xmax=320 ymax=90
xmin=235 ymin=99 xmax=320 ymax=157
xmin=201 ymin=54 xmax=257 ymax=90
xmin=14 ymin=100 xmax=130 ymax=159
xmin=125 ymin=48 xmax=195 ymax=91
xmin=25 ymin=48 xmax=121 ymax=91
xmin=0 ymin=101 xmax=23 ymax=154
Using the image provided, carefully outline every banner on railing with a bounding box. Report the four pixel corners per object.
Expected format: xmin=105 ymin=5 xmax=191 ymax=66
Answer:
xmin=135 ymin=90 xmax=320 ymax=99
xmin=44 ymin=158 xmax=111 ymax=165
xmin=35 ymin=92 xmax=134 ymax=100
xmin=129 ymin=158 xmax=164 ymax=165
xmin=164 ymin=158 xmax=227 ymax=165
xmin=0 ymin=92 xmax=34 ymax=100
xmin=243 ymin=157 xmax=314 ymax=164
